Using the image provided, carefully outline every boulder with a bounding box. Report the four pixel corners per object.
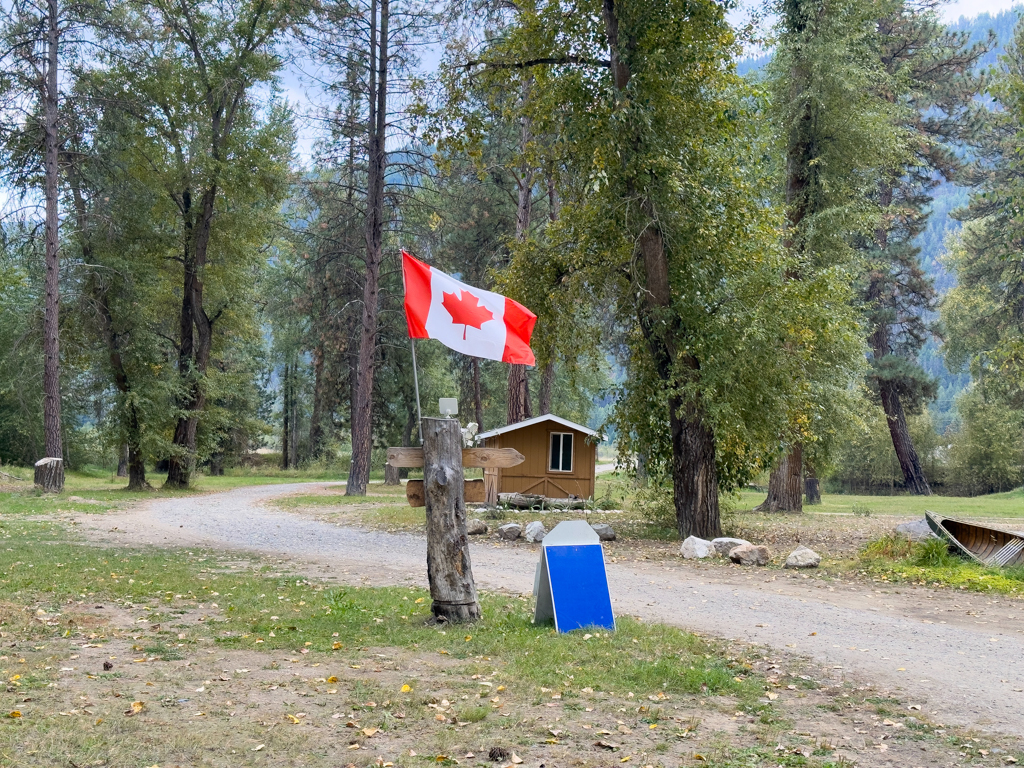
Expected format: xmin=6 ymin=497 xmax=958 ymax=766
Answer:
xmin=729 ymin=543 xmax=770 ymax=566
xmin=524 ymin=521 xmax=547 ymax=543
xmin=591 ymin=523 xmax=616 ymax=541
xmin=466 ymin=519 xmax=488 ymax=536
xmin=711 ymin=537 xmax=750 ymax=558
xmin=498 ymin=523 xmax=522 ymax=541
xmin=895 ymin=518 xmax=937 ymax=542
xmin=680 ymin=536 xmax=715 ymax=559
xmin=784 ymin=545 xmax=821 ymax=569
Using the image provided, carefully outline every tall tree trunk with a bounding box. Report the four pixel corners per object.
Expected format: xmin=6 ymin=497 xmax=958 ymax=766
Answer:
xmin=759 ymin=0 xmax=816 ymax=513
xmin=602 ymin=0 xmax=720 ymax=539
xmin=757 ymin=444 xmax=803 ymax=512
xmin=869 ymin=182 xmax=931 ymax=495
xmin=669 ymin=394 xmax=720 ymax=539
xmin=39 ymin=0 xmax=63 ymax=492
xmin=125 ymin=402 xmax=149 ymax=491
xmin=347 ymin=0 xmax=389 ymax=496
xmin=117 ymin=444 xmax=129 ymax=477
xmin=536 ymin=172 xmax=558 ymax=418
xmin=309 ymin=344 xmax=326 ymax=459
xmin=538 ymin=361 xmax=554 ymax=414
xmin=507 ymin=365 xmax=530 ymax=424
xmin=282 ymin=363 xmax=291 ymax=469
xmin=804 ymin=461 xmax=821 ymax=504
xmin=472 ymin=357 xmax=484 ymax=429
xmin=290 ymin=367 xmax=299 ymax=468
xmin=879 ymin=379 xmax=931 ymax=494
xmin=165 ymin=187 xmax=219 ymax=488
xmin=506 ymin=82 xmax=535 ymax=425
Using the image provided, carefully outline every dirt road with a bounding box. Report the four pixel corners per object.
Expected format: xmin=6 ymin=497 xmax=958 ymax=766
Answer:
xmin=78 ymin=482 xmax=1024 ymax=737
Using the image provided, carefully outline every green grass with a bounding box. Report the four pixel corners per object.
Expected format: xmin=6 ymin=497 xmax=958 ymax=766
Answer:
xmin=852 ymin=533 xmax=1024 ymax=594
xmin=0 ymin=518 xmax=757 ymax=701
xmin=735 ymin=487 xmax=1024 ymax=518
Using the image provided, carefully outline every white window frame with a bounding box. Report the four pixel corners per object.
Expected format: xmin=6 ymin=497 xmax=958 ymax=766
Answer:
xmin=549 ymin=432 xmax=574 ymax=473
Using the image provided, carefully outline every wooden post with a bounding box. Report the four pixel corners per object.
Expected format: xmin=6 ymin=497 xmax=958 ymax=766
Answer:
xmin=484 ymin=466 xmax=498 ymax=505
xmin=422 ymin=417 xmax=480 ymax=623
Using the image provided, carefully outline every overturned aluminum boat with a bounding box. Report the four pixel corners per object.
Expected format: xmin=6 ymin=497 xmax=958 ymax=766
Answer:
xmin=925 ymin=511 xmax=1024 ymax=567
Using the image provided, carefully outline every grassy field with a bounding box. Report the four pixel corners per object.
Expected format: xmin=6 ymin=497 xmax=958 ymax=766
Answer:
xmin=734 ymin=487 xmax=1024 ymax=518
xmin=1 ymin=517 xmax=1019 ymax=768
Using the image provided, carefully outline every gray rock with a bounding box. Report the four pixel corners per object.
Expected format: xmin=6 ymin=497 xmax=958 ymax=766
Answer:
xmin=466 ymin=519 xmax=488 ymax=535
xmin=784 ymin=545 xmax=821 ymax=569
xmin=680 ymin=536 xmax=715 ymax=559
xmin=498 ymin=523 xmax=522 ymax=541
xmin=591 ymin=523 xmax=616 ymax=541
xmin=524 ymin=520 xmax=547 ymax=543
xmin=711 ymin=537 xmax=750 ymax=557
xmin=895 ymin=518 xmax=937 ymax=542
xmin=729 ymin=543 xmax=770 ymax=566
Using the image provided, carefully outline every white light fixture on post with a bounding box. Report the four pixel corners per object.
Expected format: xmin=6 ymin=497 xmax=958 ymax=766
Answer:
xmin=438 ymin=398 xmax=458 ymax=418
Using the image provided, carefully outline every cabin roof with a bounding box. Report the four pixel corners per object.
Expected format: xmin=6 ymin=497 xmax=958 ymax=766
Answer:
xmin=476 ymin=413 xmax=600 ymax=440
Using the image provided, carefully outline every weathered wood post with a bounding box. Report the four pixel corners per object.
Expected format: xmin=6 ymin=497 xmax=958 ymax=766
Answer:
xmin=421 ymin=417 xmax=481 ymax=622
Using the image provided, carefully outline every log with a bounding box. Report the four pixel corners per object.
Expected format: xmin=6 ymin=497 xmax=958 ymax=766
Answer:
xmin=34 ymin=457 xmax=64 ymax=493
xmin=422 ymin=418 xmax=480 ymax=623
xmin=406 ymin=479 xmax=484 ymax=507
xmin=387 ymin=446 xmax=524 ymax=469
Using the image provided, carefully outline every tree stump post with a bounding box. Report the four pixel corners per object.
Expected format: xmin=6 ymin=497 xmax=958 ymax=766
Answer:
xmin=422 ymin=417 xmax=480 ymax=623
xmin=34 ymin=457 xmax=64 ymax=493
xmin=384 ymin=463 xmax=401 ymax=485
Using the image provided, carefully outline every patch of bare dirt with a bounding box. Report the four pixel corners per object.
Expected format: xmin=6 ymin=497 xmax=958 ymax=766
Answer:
xmin=2 ymin=586 xmax=1023 ymax=768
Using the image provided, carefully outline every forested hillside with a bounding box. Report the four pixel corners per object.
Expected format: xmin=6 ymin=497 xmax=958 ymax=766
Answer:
xmin=2 ymin=0 xmax=1023 ymax=532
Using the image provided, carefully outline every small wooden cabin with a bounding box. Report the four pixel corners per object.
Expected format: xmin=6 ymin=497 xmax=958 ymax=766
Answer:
xmin=477 ymin=414 xmax=599 ymax=501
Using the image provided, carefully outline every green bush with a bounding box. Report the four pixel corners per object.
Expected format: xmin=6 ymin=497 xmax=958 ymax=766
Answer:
xmin=946 ymin=390 xmax=1023 ymax=496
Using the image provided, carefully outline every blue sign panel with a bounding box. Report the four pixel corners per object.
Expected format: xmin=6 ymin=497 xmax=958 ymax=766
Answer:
xmin=534 ymin=520 xmax=615 ymax=633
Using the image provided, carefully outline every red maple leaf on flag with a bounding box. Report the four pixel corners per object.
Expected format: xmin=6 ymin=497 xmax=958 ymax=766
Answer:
xmin=442 ymin=290 xmax=493 ymax=339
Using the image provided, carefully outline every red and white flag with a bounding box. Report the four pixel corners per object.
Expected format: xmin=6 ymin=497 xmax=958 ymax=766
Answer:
xmin=402 ymin=250 xmax=536 ymax=366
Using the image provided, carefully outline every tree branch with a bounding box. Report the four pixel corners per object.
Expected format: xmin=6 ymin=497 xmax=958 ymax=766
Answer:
xmin=464 ymin=55 xmax=610 ymax=71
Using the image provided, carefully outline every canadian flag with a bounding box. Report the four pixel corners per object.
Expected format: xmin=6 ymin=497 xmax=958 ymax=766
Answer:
xmin=402 ymin=250 xmax=537 ymax=366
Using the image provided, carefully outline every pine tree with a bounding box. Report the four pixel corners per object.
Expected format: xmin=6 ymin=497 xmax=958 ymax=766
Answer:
xmin=861 ymin=0 xmax=990 ymax=496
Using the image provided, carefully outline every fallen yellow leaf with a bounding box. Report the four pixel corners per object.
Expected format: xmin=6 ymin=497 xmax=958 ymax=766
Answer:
xmin=332 ymin=642 xmax=343 ymax=650
xmin=348 ymin=743 xmax=360 ymax=750
xmin=7 ymin=711 xmax=21 ymax=719
xmin=253 ymin=745 xmax=265 ymax=752
xmin=415 ymin=597 xmax=425 ymax=604
xmin=327 ymin=676 xmax=338 ymax=683
xmin=124 ymin=701 xmax=144 ymax=716
xmin=362 ymin=727 xmax=378 ymax=737
xmin=464 ymin=635 xmax=472 ymax=641
xmin=511 ymin=753 xmax=523 ymax=764
xmin=286 ymin=714 xmax=301 ymax=724
xmin=401 ymin=684 xmax=412 ymax=693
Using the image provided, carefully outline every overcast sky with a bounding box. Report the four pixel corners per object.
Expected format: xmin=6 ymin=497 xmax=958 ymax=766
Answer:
xmin=943 ymin=0 xmax=1018 ymax=21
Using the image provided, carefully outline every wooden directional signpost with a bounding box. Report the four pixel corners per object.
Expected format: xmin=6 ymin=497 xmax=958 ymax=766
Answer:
xmin=387 ymin=420 xmax=524 ymax=623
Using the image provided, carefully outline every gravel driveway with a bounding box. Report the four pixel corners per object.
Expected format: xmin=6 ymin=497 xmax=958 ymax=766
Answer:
xmin=80 ymin=481 xmax=1024 ymax=738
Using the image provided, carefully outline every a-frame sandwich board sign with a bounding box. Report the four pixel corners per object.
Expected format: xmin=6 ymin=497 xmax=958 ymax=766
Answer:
xmin=533 ymin=520 xmax=615 ymax=632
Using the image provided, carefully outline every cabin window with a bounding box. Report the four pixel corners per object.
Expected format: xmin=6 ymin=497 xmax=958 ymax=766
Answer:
xmin=549 ymin=432 xmax=573 ymax=473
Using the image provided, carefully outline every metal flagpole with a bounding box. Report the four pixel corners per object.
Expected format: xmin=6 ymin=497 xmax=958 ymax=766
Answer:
xmin=410 ymin=338 xmax=423 ymax=444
